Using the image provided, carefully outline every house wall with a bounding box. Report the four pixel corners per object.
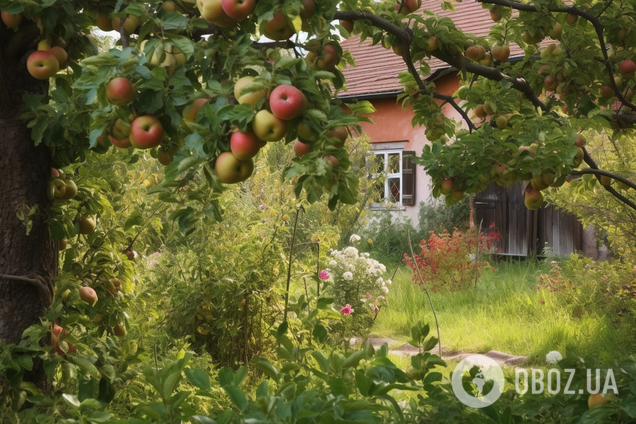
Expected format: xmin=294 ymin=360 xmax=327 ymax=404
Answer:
xmin=354 ymin=73 xmax=462 ymax=224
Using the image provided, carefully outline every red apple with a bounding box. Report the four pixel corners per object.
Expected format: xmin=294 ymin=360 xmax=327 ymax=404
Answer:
xmin=1 ymin=11 xmax=23 ymax=28
xmin=395 ymin=0 xmax=422 ymax=15
xmin=197 ymin=0 xmax=237 ymax=27
xmin=230 ymin=131 xmax=261 ymax=160
xmin=79 ymin=286 xmax=98 ymax=306
xmin=600 ymin=85 xmax=614 ymax=98
xmin=575 ymin=134 xmax=586 ymax=147
xmin=340 ymin=20 xmax=354 ymax=34
xmin=221 ymin=0 xmax=255 ymax=21
xmin=323 ymin=155 xmax=339 ymax=169
xmin=106 ymin=77 xmax=136 ymax=105
xmin=269 ymin=85 xmax=307 ymax=120
xmin=440 ymin=179 xmax=453 ymax=195
xmin=293 ymin=140 xmax=312 ymax=157
xmin=264 ymin=11 xmax=295 ymax=40
xmin=544 ymin=75 xmax=558 ymax=91
xmin=109 ymin=135 xmax=132 ymax=148
xmin=27 ymin=50 xmax=60 ymax=80
xmin=51 ymin=323 xmax=75 ymax=355
xmin=129 ymin=115 xmax=164 ymax=149
xmin=327 ymin=126 xmax=348 ymax=147
xmin=317 ymin=43 xmax=340 ymax=71
xmin=253 ymin=110 xmax=288 ymax=141
xmin=215 ymin=151 xmax=254 ymax=183
xmin=619 ymin=59 xmax=636 ymax=80
xmin=300 ymin=0 xmax=316 ymax=19
xmin=49 ymin=46 xmax=68 ymax=68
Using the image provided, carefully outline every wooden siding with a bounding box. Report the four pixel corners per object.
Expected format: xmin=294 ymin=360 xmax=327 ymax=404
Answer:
xmin=474 ymin=182 xmax=582 ymax=257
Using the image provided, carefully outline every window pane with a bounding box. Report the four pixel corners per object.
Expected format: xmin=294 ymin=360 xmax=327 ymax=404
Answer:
xmin=370 ymin=178 xmax=385 ymax=203
xmin=387 ymin=153 xmax=400 ymax=174
xmin=388 ymin=178 xmax=400 ymax=203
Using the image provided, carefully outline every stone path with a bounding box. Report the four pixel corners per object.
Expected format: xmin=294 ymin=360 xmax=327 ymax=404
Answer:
xmin=363 ymin=337 xmax=528 ymax=366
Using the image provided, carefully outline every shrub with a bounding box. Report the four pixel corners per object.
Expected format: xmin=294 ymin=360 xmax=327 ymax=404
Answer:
xmin=323 ymin=236 xmax=390 ymax=340
xmin=538 ymin=254 xmax=636 ymax=323
xmin=404 ymin=225 xmax=500 ymax=292
xmin=417 ymin=198 xmax=471 ymax=236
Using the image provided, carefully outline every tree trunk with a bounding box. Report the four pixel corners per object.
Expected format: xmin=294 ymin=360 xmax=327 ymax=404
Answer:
xmin=0 ymin=23 xmax=56 ymax=345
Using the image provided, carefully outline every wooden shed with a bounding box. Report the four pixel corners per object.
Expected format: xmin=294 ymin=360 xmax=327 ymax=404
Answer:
xmin=474 ymin=182 xmax=584 ymax=257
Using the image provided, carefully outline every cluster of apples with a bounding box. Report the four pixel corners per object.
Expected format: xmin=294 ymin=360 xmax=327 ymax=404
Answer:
xmin=600 ymin=60 xmax=636 ymax=100
xmin=304 ymin=39 xmax=342 ymax=72
xmin=197 ymin=0 xmax=316 ymax=39
xmin=51 ymin=323 xmax=76 ymax=355
xmin=101 ymin=77 xmax=165 ymax=152
xmin=48 ymin=168 xmax=78 ymax=202
xmin=94 ymin=11 xmax=140 ymax=34
xmin=470 ymin=100 xmax=511 ymax=130
xmin=26 ymin=38 xmax=69 ymax=80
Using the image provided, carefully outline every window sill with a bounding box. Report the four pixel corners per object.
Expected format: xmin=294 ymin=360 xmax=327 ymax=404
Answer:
xmin=368 ymin=205 xmax=407 ymax=212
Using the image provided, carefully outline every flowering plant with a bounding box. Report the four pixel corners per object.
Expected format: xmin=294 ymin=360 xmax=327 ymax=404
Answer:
xmin=323 ymin=235 xmax=390 ymax=339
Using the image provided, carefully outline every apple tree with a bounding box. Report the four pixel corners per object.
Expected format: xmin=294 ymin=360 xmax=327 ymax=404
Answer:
xmin=1 ymin=0 xmax=636 ymax=400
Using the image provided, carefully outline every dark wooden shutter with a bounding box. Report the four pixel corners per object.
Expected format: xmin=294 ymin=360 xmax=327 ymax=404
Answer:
xmin=402 ymin=151 xmax=416 ymax=206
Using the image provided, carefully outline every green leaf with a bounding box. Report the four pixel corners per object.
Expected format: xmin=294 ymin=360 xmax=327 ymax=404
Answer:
xmin=251 ymin=357 xmax=279 ymax=382
xmin=62 ymin=394 xmax=80 ymax=408
xmin=69 ymin=357 xmax=100 ymax=379
xmin=124 ymin=211 xmax=143 ymax=231
xmin=185 ymin=368 xmax=211 ymax=391
xmin=191 ymin=416 xmax=216 ymax=424
xmin=223 ymin=386 xmax=247 ymax=411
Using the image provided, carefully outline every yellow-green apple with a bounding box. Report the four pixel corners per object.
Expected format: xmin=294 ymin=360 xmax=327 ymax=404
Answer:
xmin=491 ymin=43 xmax=510 ymax=62
xmin=253 ymin=110 xmax=288 ymax=141
xmin=452 ymin=190 xmax=464 ymax=201
xmin=49 ymin=46 xmax=68 ymax=68
xmin=230 ymin=131 xmax=261 ymax=160
xmin=269 ymin=85 xmax=307 ymax=120
xmin=77 ymin=216 xmax=96 ymax=234
xmin=215 ymin=151 xmax=254 ymax=183
xmin=300 ymin=0 xmax=316 ymax=19
xmin=395 ymin=0 xmax=422 ymax=15
xmin=426 ymin=36 xmax=438 ymax=52
xmin=59 ymin=179 xmax=78 ymax=200
xmin=566 ymin=13 xmax=578 ymax=25
xmin=548 ymin=22 xmax=563 ymax=39
xmin=600 ymin=175 xmax=612 ymax=185
xmin=392 ymin=44 xmax=404 ymax=56
xmin=48 ymin=179 xmax=66 ymax=200
xmin=221 ymin=0 xmax=255 ymax=21
xmin=79 ymin=286 xmax=98 ymax=306
xmin=264 ymin=11 xmax=294 ymax=40
xmin=482 ymin=101 xmax=495 ymax=115
xmin=113 ymin=324 xmax=127 ymax=337
xmin=234 ymin=76 xmax=266 ymax=105
xmin=489 ymin=7 xmax=502 ymax=21
xmin=323 ymin=155 xmax=339 ymax=169
xmin=524 ymin=187 xmax=543 ymax=210
xmin=107 ymin=278 xmax=121 ymax=295
xmin=297 ymin=121 xmax=318 ymax=143
xmin=27 ymin=50 xmax=60 ymax=80
xmin=111 ymin=15 xmax=140 ymax=34
xmin=183 ymin=97 xmax=210 ymax=123
xmin=440 ymin=179 xmax=453 ymax=195
xmin=619 ymin=59 xmax=636 ymax=80
xmin=162 ymin=1 xmax=186 ymax=13
xmin=1 ymin=11 xmax=23 ymax=28
xmin=106 ymin=77 xmax=136 ymax=105
xmin=197 ymin=0 xmax=237 ymax=27
xmin=495 ymin=115 xmax=508 ymax=129
xmin=479 ymin=53 xmax=492 ymax=66
xmin=58 ymin=239 xmax=67 ymax=251
xmin=293 ymin=140 xmax=312 ymax=157
xmin=573 ymin=146 xmax=584 ymax=167
xmin=37 ymin=39 xmax=52 ymax=51
xmin=130 ymin=115 xmax=164 ymax=149
xmin=531 ymin=173 xmax=549 ymax=190
xmin=474 ymin=105 xmax=486 ymax=118
xmin=111 ymin=118 xmax=131 ymax=140
xmin=96 ymin=13 xmax=113 ymax=31
xmin=588 ymin=393 xmax=614 ymax=409
xmin=327 ymin=125 xmax=348 ymax=147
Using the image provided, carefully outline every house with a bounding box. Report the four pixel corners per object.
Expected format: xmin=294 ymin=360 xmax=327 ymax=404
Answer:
xmin=338 ymin=0 xmax=597 ymax=257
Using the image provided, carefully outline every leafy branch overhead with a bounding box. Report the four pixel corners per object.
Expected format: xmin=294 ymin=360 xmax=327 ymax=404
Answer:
xmin=3 ymin=0 xmax=636 ymax=223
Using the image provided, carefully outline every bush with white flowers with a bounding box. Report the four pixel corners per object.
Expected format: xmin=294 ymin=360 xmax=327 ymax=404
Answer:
xmin=323 ymin=235 xmax=391 ymax=338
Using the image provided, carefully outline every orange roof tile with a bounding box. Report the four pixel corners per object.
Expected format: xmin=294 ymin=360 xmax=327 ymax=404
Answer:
xmin=339 ymin=0 xmax=530 ymax=97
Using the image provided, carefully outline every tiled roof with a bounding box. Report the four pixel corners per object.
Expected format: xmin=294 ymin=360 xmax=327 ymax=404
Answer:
xmin=339 ymin=0 xmax=526 ymax=97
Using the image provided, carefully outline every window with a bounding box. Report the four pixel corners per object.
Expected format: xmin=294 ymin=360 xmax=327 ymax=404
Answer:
xmin=368 ymin=149 xmax=416 ymax=209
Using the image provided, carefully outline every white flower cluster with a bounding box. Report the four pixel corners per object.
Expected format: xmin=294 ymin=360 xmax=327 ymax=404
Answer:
xmin=325 ymin=245 xmax=390 ymax=316
xmin=350 ymin=234 xmax=361 ymax=243
xmin=545 ymin=351 xmax=563 ymax=364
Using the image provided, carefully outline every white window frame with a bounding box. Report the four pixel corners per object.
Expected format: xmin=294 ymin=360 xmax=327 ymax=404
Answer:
xmin=368 ymin=148 xmax=405 ymax=210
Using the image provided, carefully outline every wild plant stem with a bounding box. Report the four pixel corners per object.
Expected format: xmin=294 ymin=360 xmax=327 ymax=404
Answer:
xmin=283 ymin=206 xmax=303 ymax=323
xmin=407 ymin=230 xmax=442 ymax=358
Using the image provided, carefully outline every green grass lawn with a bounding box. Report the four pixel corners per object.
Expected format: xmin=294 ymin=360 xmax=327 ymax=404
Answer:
xmin=372 ymin=259 xmax=636 ymax=364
